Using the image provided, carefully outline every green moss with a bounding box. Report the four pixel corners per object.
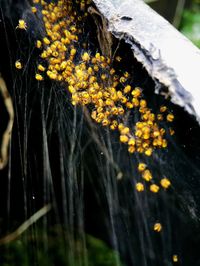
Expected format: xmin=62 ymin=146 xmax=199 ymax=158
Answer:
xmin=0 ymin=226 xmax=124 ymax=266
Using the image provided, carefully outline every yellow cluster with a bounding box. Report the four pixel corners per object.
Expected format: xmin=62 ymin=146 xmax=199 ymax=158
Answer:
xmin=17 ymin=2 xmax=176 ymax=260
xmin=13 ymin=0 xmax=178 ymax=260
xmin=135 ymin=162 xmax=172 ymax=238
xmin=28 ymin=0 xmax=176 ymax=169
xmin=135 ymin=162 xmax=171 ymax=193
xmin=29 ymin=0 xmax=175 ymax=158
xmin=30 ymin=0 xmax=173 ymax=203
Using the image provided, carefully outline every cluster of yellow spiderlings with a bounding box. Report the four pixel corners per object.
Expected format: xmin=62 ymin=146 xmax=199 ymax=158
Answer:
xmin=136 ymin=162 xmax=171 ymax=193
xmin=26 ymin=0 xmax=175 ymax=158
xmin=15 ymin=0 xmax=175 ymax=192
xmin=15 ymin=0 xmax=175 ymax=198
xmin=135 ymin=162 xmax=171 ymax=234
xmin=15 ymin=1 xmax=178 ymax=260
xmin=14 ymin=0 xmax=175 ymax=156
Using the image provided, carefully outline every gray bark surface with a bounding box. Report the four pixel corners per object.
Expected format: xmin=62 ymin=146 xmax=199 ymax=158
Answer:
xmin=93 ymin=0 xmax=200 ymax=123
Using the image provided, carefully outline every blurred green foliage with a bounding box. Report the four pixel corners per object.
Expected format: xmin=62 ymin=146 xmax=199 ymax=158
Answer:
xmin=180 ymin=10 xmax=200 ymax=47
xmin=180 ymin=0 xmax=200 ymax=48
xmin=0 ymin=226 xmax=124 ymax=266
